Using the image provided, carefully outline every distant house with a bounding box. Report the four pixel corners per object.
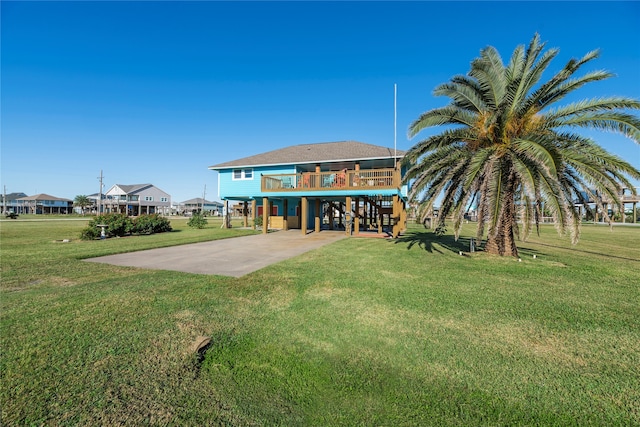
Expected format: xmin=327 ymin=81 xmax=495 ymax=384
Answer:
xmin=2 ymin=192 xmax=28 ymax=214
xmin=209 ymin=140 xmax=408 ymax=237
xmin=103 ymin=184 xmax=171 ymax=216
xmin=15 ymin=194 xmax=73 ymax=214
xmin=180 ymin=198 xmax=223 ymax=215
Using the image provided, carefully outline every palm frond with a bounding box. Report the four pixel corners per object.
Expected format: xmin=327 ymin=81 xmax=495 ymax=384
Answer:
xmin=408 ymin=106 xmax=476 ymax=138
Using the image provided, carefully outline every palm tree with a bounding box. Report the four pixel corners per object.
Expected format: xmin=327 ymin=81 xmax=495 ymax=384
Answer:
xmin=73 ymin=195 xmax=92 ymax=216
xmin=403 ymin=34 xmax=640 ymax=257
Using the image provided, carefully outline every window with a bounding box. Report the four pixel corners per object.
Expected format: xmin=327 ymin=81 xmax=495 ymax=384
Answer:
xmin=160 ymin=197 xmax=168 ymax=202
xmin=145 ymin=196 xmax=154 ymax=202
xmin=232 ymin=168 xmax=253 ymax=180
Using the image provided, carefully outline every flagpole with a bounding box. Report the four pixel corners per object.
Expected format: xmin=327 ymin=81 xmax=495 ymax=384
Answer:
xmin=394 ymin=83 xmax=397 ymax=169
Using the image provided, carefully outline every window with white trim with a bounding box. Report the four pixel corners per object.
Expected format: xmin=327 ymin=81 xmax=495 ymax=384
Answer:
xmin=233 ymin=168 xmax=253 ymax=180
xmin=145 ymin=196 xmax=154 ymax=201
xmin=160 ymin=197 xmax=168 ymax=202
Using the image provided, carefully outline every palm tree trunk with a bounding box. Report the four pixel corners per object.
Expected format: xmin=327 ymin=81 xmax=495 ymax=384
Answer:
xmin=485 ymin=176 xmax=519 ymax=257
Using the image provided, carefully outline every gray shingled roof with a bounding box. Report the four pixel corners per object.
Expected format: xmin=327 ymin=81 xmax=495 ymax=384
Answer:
xmin=209 ymin=141 xmax=405 ymax=169
xmin=181 ymin=198 xmax=222 ymax=205
xmin=115 ymin=184 xmax=153 ymax=194
xmin=17 ymin=193 xmax=72 ymax=202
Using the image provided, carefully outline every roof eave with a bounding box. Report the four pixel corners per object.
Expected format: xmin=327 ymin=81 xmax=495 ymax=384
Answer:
xmin=209 ymin=155 xmax=405 ymax=171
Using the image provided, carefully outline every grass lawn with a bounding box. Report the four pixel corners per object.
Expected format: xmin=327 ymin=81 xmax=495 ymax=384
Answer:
xmin=1 ymin=218 xmax=639 ymax=425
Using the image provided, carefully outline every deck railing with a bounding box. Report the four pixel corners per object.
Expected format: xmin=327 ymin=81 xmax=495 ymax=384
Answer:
xmin=262 ymin=168 xmax=400 ymax=193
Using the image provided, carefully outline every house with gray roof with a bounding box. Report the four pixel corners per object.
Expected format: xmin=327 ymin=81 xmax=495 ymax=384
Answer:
xmin=2 ymin=192 xmax=28 ymax=214
xmin=103 ymin=184 xmax=171 ymax=216
xmin=179 ymin=198 xmax=224 ymax=215
xmin=209 ymin=140 xmax=408 ymax=237
xmin=15 ymin=194 xmax=73 ymax=214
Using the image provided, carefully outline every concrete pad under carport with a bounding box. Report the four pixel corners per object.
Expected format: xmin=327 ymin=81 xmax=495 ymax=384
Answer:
xmin=85 ymin=230 xmax=346 ymax=277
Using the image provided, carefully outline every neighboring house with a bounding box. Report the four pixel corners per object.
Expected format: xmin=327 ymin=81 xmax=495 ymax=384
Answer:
xmin=2 ymin=192 xmax=28 ymax=213
xmin=180 ymin=198 xmax=223 ymax=215
xmin=103 ymin=184 xmax=171 ymax=216
xmin=209 ymin=140 xmax=408 ymax=237
xmin=15 ymin=194 xmax=73 ymax=214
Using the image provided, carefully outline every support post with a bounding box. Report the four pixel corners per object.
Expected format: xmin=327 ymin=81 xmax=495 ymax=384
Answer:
xmin=283 ymin=199 xmax=289 ymax=230
xmin=315 ymin=198 xmax=321 ymax=233
xmin=345 ymin=196 xmax=352 ymax=236
xmin=243 ymin=201 xmax=248 ymax=228
xmin=251 ymin=199 xmax=256 ymax=229
xmin=223 ymin=200 xmax=229 ymax=228
xmin=262 ymin=197 xmax=269 ymax=234
xmin=301 ymin=197 xmax=308 ymax=235
xmin=354 ymin=197 xmax=360 ymax=235
xmin=392 ymin=194 xmax=400 ymax=239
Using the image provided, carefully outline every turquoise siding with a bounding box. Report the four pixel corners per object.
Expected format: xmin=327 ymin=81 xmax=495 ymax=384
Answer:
xmin=218 ymin=165 xmax=297 ymax=200
xmin=217 ymin=164 xmax=408 ymax=201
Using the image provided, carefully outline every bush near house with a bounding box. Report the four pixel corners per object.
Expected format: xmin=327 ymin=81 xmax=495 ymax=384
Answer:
xmin=187 ymin=212 xmax=208 ymax=229
xmin=132 ymin=214 xmax=172 ymax=235
xmin=80 ymin=213 xmax=172 ymax=240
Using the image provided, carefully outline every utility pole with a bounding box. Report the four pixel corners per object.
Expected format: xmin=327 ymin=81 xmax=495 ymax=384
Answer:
xmin=3 ymin=185 xmax=6 ymax=214
xmin=97 ymin=170 xmax=104 ymax=215
xmin=202 ymin=184 xmax=207 ymax=214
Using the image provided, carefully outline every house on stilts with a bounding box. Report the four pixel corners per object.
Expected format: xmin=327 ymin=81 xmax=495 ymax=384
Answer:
xmin=209 ymin=141 xmax=408 ymax=237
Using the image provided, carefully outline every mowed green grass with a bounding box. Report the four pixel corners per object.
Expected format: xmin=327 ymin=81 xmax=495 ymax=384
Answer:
xmin=1 ymin=219 xmax=639 ymax=425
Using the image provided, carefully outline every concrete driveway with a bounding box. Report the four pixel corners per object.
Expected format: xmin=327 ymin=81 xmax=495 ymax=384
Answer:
xmin=85 ymin=230 xmax=346 ymax=277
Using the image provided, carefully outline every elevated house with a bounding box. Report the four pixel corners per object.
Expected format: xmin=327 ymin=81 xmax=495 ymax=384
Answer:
xmin=209 ymin=141 xmax=408 ymax=237
xmin=2 ymin=192 xmax=28 ymax=214
xmin=179 ymin=198 xmax=224 ymax=215
xmin=16 ymin=194 xmax=73 ymax=214
xmin=103 ymin=184 xmax=171 ymax=216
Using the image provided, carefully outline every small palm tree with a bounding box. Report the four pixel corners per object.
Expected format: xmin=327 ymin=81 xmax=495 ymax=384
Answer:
xmin=404 ymin=34 xmax=640 ymax=256
xmin=73 ymin=195 xmax=92 ymax=216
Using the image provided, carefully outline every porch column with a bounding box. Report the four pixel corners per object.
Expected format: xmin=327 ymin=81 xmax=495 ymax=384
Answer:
xmin=634 ymin=202 xmax=637 ymax=224
xmin=345 ymin=196 xmax=352 ymax=236
xmin=301 ymin=197 xmax=308 ymax=235
xmin=262 ymin=197 xmax=269 ymax=234
xmin=392 ymin=195 xmax=401 ymax=238
xmin=283 ymin=199 xmax=289 ymax=230
xmin=400 ymin=199 xmax=407 ymax=233
xmin=315 ymin=198 xmax=321 ymax=233
xmin=243 ymin=201 xmax=248 ymax=227
xmin=354 ymin=197 xmax=360 ymax=235
xmin=251 ymin=199 xmax=257 ymax=229
xmin=363 ymin=198 xmax=369 ymax=229
xmin=223 ymin=200 xmax=229 ymax=228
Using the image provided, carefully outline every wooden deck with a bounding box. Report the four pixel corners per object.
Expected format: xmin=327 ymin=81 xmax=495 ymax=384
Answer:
xmin=262 ymin=168 xmax=400 ymax=193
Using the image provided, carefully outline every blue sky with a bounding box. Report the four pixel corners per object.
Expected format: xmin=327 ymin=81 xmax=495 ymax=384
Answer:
xmin=2 ymin=1 xmax=639 ymax=203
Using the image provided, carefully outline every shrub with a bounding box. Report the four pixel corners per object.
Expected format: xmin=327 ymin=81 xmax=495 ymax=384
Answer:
xmin=187 ymin=212 xmax=208 ymax=229
xmin=79 ymin=214 xmax=132 ymax=239
xmin=80 ymin=213 xmax=172 ymax=240
xmin=253 ymin=215 xmax=263 ymax=228
xmin=132 ymin=214 xmax=172 ymax=235
xmin=80 ymin=226 xmax=101 ymax=240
